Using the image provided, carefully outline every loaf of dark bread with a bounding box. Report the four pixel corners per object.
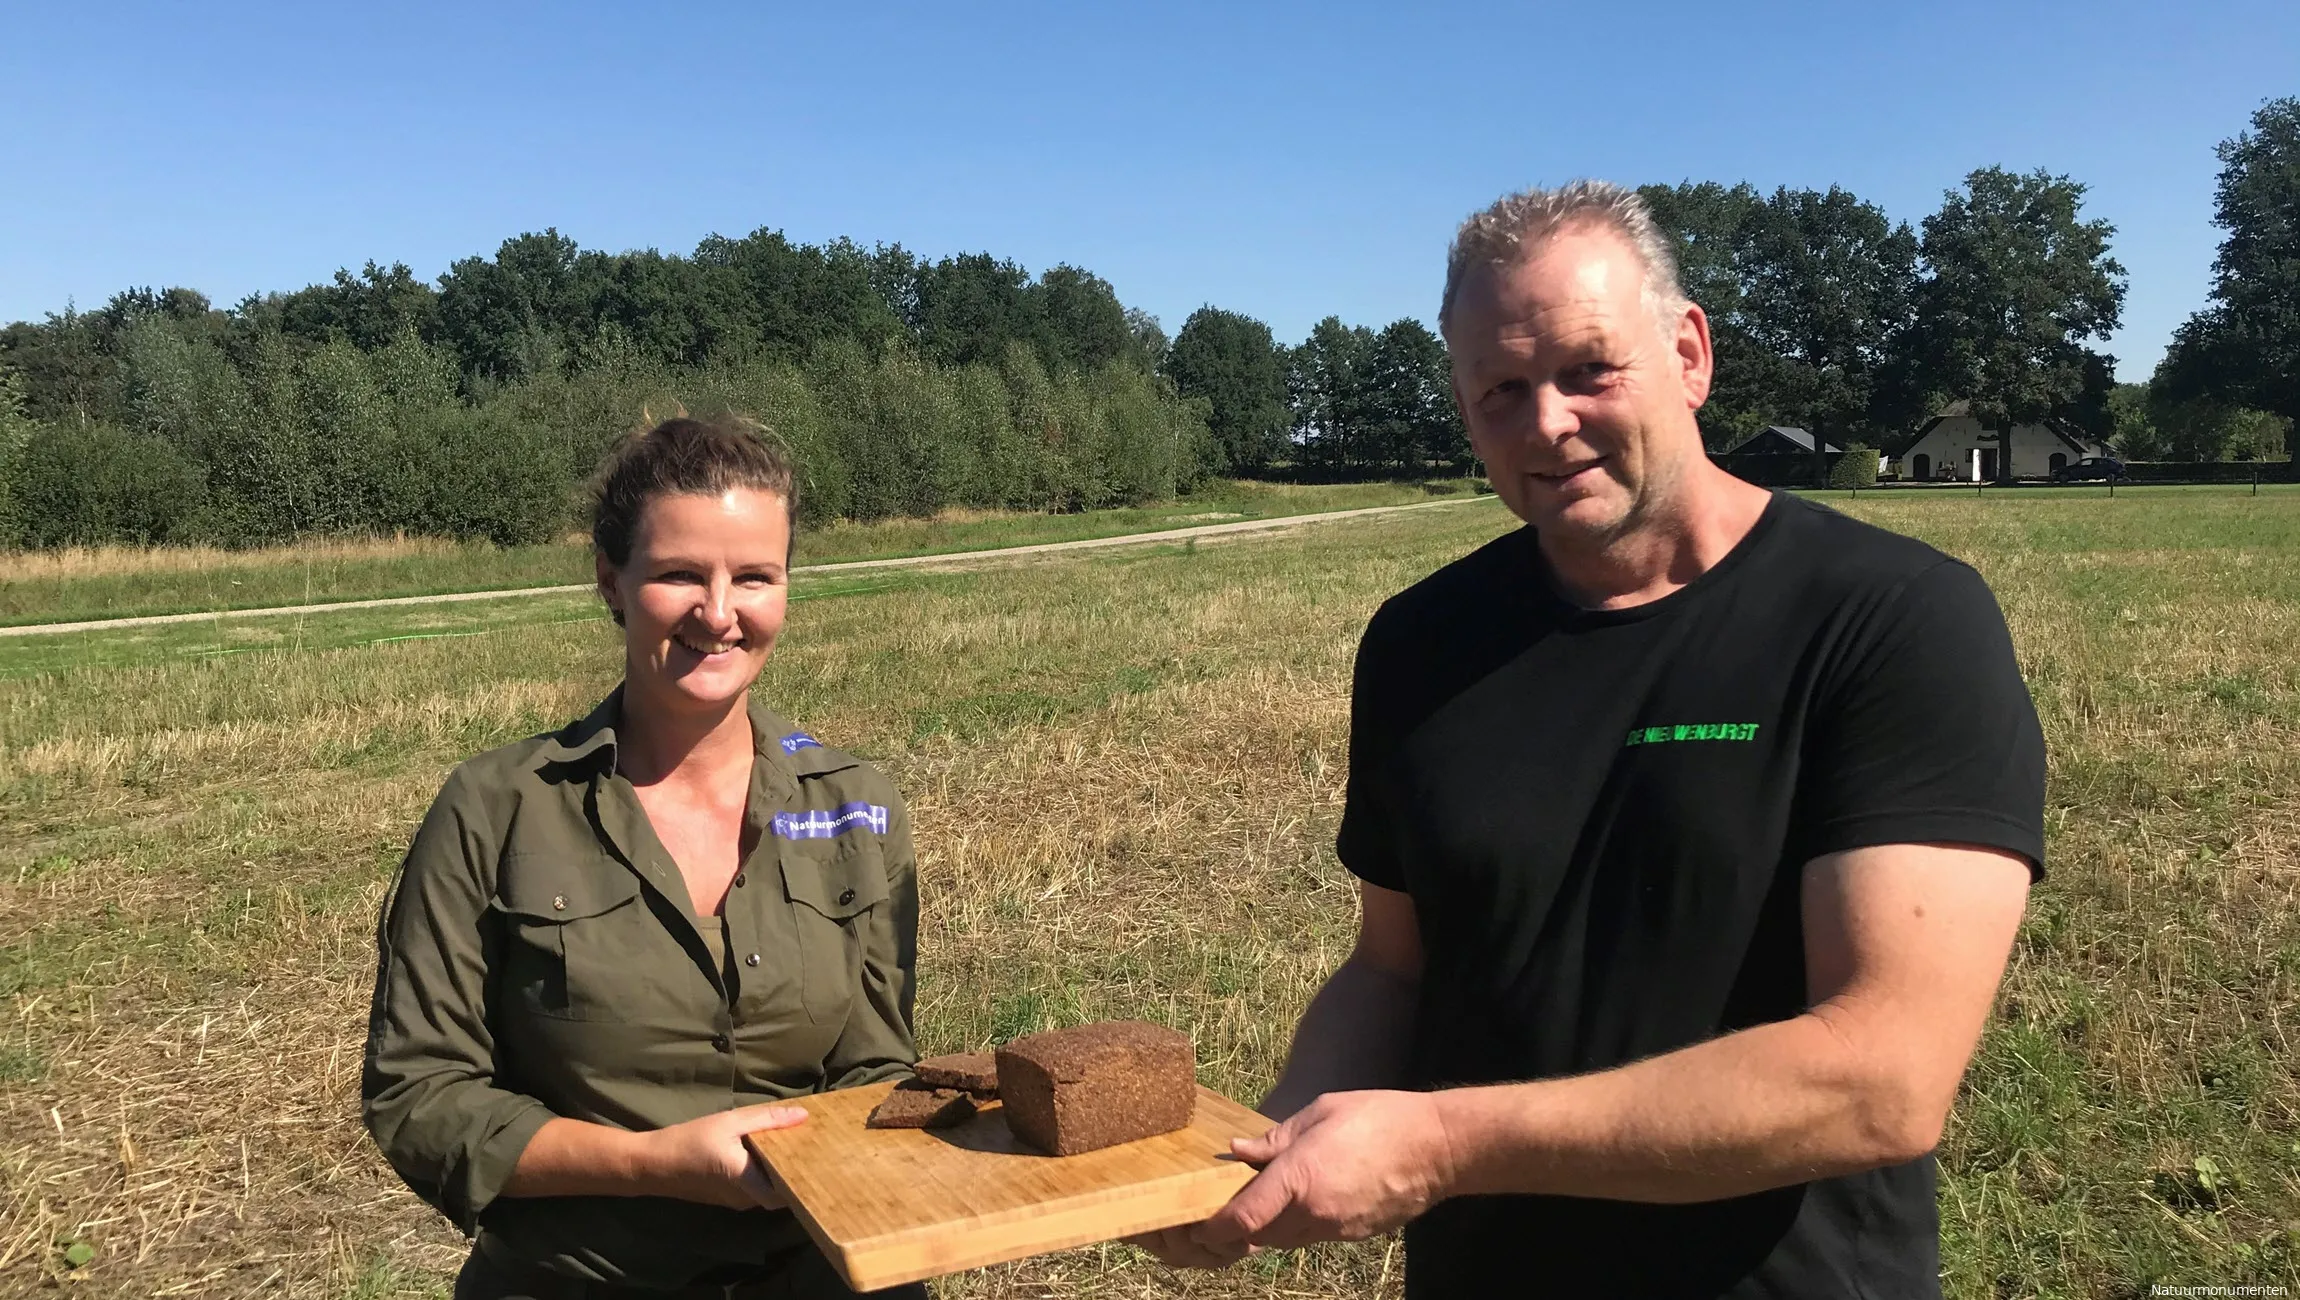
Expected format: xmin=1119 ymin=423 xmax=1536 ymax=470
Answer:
xmin=995 ymin=1021 xmax=1195 ymax=1156
xmin=866 ymin=1081 xmax=977 ymax=1129
xmin=914 ymin=1051 xmax=999 ymax=1097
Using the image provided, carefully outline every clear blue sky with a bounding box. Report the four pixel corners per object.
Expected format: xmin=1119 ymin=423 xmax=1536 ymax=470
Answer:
xmin=3 ymin=0 xmax=2294 ymax=379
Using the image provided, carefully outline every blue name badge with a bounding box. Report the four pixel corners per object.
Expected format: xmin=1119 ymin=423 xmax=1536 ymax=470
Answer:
xmin=772 ymin=802 xmax=889 ymax=840
xmin=779 ymin=732 xmax=823 ymax=755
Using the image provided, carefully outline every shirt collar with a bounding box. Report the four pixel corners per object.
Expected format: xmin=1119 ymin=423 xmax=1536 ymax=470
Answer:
xmin=537 ymin=686 xmax=825 ymax=800
xmin=538 ymin=687 xmax=625 ymax=770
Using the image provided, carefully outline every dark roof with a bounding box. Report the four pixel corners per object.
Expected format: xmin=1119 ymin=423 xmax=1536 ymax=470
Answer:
xmin=1725 ymin=426 xmax=1842 ymax=455
xmin=1890 ymin=409 xmax=2111 ymax=457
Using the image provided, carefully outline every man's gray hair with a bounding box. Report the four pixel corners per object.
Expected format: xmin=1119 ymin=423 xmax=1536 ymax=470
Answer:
xmin=1439 ymin=180 xmax=1690 ymax=337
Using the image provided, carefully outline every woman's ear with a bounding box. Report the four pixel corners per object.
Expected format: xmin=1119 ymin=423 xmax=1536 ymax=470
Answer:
xmin=594 ymin=551 xmax=624 ymax=626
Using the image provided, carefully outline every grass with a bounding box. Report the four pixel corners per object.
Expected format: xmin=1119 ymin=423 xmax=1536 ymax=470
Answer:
xmin=0 ymin=576 xmax=928 ymax=680
xmin=0 ymin=478 xmax=1485 ymax=628
xmin=2 ymin=489 xmax=2297 ymax=1295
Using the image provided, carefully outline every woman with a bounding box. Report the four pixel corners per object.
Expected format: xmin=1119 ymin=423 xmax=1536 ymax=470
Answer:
xmin=364 ymin=416 xmax=926 ymax=1299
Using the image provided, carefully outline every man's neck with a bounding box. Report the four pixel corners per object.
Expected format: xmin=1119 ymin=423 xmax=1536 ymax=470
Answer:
xmin=1540 ymin=463 xmax=1774 ymax=611
xmin=615 ymin=684 xmax=754 ymax=788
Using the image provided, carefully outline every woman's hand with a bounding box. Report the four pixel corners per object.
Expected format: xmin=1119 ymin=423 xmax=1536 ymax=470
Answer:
xmin=636 ymin=1103 xmax=810 ymax=1211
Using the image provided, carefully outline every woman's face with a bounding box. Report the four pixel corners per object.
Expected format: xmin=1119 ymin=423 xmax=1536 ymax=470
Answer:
xmin=598 ymin=488 xmax=792 ymax=717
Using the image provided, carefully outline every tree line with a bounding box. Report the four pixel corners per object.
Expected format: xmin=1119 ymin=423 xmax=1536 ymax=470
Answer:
xmin=1 ymin=96 xmax=2290 ymax=548
xmin=0 ymin=241 xmax=1223 ymax=547
xmin=1118 ymin=98 xmax=2295 ymax=487
xmin=1648 ymin=99 xmax=2294 ymax=464
xmin=0 ymin=222 xmax=1474 ymax=549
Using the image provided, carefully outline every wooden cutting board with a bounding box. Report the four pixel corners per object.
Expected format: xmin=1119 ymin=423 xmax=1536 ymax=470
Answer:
xmin=743 ymin=1079 xmax=1271 ymax=1291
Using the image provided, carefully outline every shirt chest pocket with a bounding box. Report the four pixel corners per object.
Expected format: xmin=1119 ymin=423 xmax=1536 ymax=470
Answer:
xmin=492 ymin=853 xmax=654 ymax=1023
xmin=775 ymin=836 xmax=891 ymax=1027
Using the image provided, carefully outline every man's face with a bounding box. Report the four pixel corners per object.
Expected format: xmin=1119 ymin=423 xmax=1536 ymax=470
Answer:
xmin=1447 ymin=227 xmax=1712 ymax=543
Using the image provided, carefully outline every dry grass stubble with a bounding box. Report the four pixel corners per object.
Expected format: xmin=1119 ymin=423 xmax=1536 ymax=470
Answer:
xmin=6 ymin=494 xmax=2299 ymax=1296
xmin=2 ymin=511 xmax=1491 ymax=1297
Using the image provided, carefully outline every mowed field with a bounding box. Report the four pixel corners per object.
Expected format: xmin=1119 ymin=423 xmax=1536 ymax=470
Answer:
xmin=0 ymin=479 xmax=1482 ymax=628
xmin=4 ymin=487 xmax=2298 ymax=1297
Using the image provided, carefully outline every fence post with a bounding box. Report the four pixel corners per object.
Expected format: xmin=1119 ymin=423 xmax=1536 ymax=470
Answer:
xmin=2254 ymin=466 xmax=2260 ymax=497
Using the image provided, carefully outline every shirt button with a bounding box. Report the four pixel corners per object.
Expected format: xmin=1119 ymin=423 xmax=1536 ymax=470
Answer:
xmin=710 ymin=1034 xmax=731 ymax=1053
xmin=733 ymin=872 xmax=746 ymax=888
xmin=552 ymin=895 xmax=567 ymax=911
xmin=745 ymin=953 xmax=762 ymax=967
xmin=837 ymin=888 xmax=856 ymax=906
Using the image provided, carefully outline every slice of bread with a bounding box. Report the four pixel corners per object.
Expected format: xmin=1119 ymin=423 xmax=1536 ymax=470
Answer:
xmin=866 ymin=1081 xmax=978 ymax=1130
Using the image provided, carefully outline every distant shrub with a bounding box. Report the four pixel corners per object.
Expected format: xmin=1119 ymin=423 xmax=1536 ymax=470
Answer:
xmin=15 ymin=422 xmax=210 ymax=546
xmin=374 ymin=406 xmax=570 ymax=545
xmin=0 ymin=370 xmax=33 ymax=547
xmin=1828 ymin=442 xmax=1880 ymax=489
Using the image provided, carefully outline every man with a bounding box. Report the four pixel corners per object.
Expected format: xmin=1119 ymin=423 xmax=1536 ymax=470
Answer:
xmin=1133 ymin=182 xmax=2042 ymax=1296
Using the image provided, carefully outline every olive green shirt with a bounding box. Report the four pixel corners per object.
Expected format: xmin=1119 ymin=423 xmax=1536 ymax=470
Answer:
xmin=362 ymin=690 xmax=918 ymax=1288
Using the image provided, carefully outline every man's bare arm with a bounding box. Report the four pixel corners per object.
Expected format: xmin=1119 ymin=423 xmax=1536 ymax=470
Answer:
xmin=1432 ymin=842 xmax=2028 ymax=1201
xmin=1199 ymin=842 xmax=2030 ymax=1245
xmin=1259 ymin=882 xmax=1424 ymax=1119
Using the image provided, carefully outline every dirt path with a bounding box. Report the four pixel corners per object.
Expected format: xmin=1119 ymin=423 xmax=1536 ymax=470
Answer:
xmin=1 ymin=495 xmax=1496 ymax=637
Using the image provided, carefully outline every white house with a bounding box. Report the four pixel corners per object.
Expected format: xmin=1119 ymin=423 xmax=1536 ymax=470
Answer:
xmin=1890 ymin=405 xmax=2113 ymax=481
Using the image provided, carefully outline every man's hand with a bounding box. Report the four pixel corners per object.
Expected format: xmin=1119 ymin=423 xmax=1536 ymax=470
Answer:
xmin=1120 ymin=1224 xmax=1257 ymax=1270
xmin=1193 ymin=1090 xmax=1456 ymax=1252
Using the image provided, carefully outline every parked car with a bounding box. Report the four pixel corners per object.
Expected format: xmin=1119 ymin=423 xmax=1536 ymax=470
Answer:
xmin=2053 ymin=455 xmax=2127 ymax=483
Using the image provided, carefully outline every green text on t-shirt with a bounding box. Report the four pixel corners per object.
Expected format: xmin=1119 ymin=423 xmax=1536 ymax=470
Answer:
xmin=1624 ymin=722 xmax=1762 ymax=747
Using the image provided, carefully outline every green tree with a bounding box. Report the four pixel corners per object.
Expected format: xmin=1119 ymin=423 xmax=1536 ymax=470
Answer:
xmin=689 ymin=230 xmax=909 ymax=366
xmin=1639 ymin=181 xmax=1779 ymax=450
xmin=13 ymin=422 xmax=209 ymax=546
xmin=1166 ymin=307 xmax=1290 ymax=472
xmin=1741 ymin=187 xmax=1922 ymax=466
xmin=583 ymin=248 xmax=707 ymax=366
xmin=1093 ymin=360 xmax=1203 ymax=504
xmin=1027 ymin=265 xmax=1131 ymax=372
xmin=2106 ymin=381 xmax=2164 ymax=458
xmin=1124 ymin=307 xmax=1169 ymax=373
xmin=240 ymin=261 xmax=441 ymax=350
xmin=1289 ymin=316 xmax=1375 ymax=471
xmin=2145 ymin=377 xmax=2291 ymax=462
xmin=0 ymin=308 xmax=111 ymax=424
xmin=116 ymin=318 xmax=253 ymax=466
xmin=436 ymin=230 xmax=587 ymax=380
xmin=1910 ymin=167 xmax=2126 ymax=481
xmin=0 ymin=367 xmax=34 ymax=545
xmin=949 ymin=362 xmax=1028 ymax=510
xmin=915 ymin=254 xmax=1036 ymax=370
xmin=1360 ymin=319 xmax=1462 ymax=471
xmin=2160 ymin=97 xmax=2300 ymax=426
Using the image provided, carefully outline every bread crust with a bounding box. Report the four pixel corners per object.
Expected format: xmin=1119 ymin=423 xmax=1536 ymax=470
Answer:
xmin=994 ymin=1021 xmax=1195 ymax=1156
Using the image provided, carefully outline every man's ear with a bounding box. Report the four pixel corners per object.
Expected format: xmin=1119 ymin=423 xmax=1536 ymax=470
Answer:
xmin=1675 ymin=303 xmax=1715 ymax=410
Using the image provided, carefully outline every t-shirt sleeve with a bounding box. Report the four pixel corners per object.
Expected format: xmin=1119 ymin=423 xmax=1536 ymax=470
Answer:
xmin=1794 ymin=558 xmax=2046 ymax=877
xmin=1337 ymin=606 xmax=1409 ymax=891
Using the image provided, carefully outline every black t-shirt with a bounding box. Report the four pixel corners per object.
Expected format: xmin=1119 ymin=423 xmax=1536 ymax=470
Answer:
xmin=1337 ymin=492 xmax=2044 ymax=1299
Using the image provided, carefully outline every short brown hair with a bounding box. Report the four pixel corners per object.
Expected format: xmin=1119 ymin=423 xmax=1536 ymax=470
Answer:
xmin=589 ymin=414 xmax=799 ymax=568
